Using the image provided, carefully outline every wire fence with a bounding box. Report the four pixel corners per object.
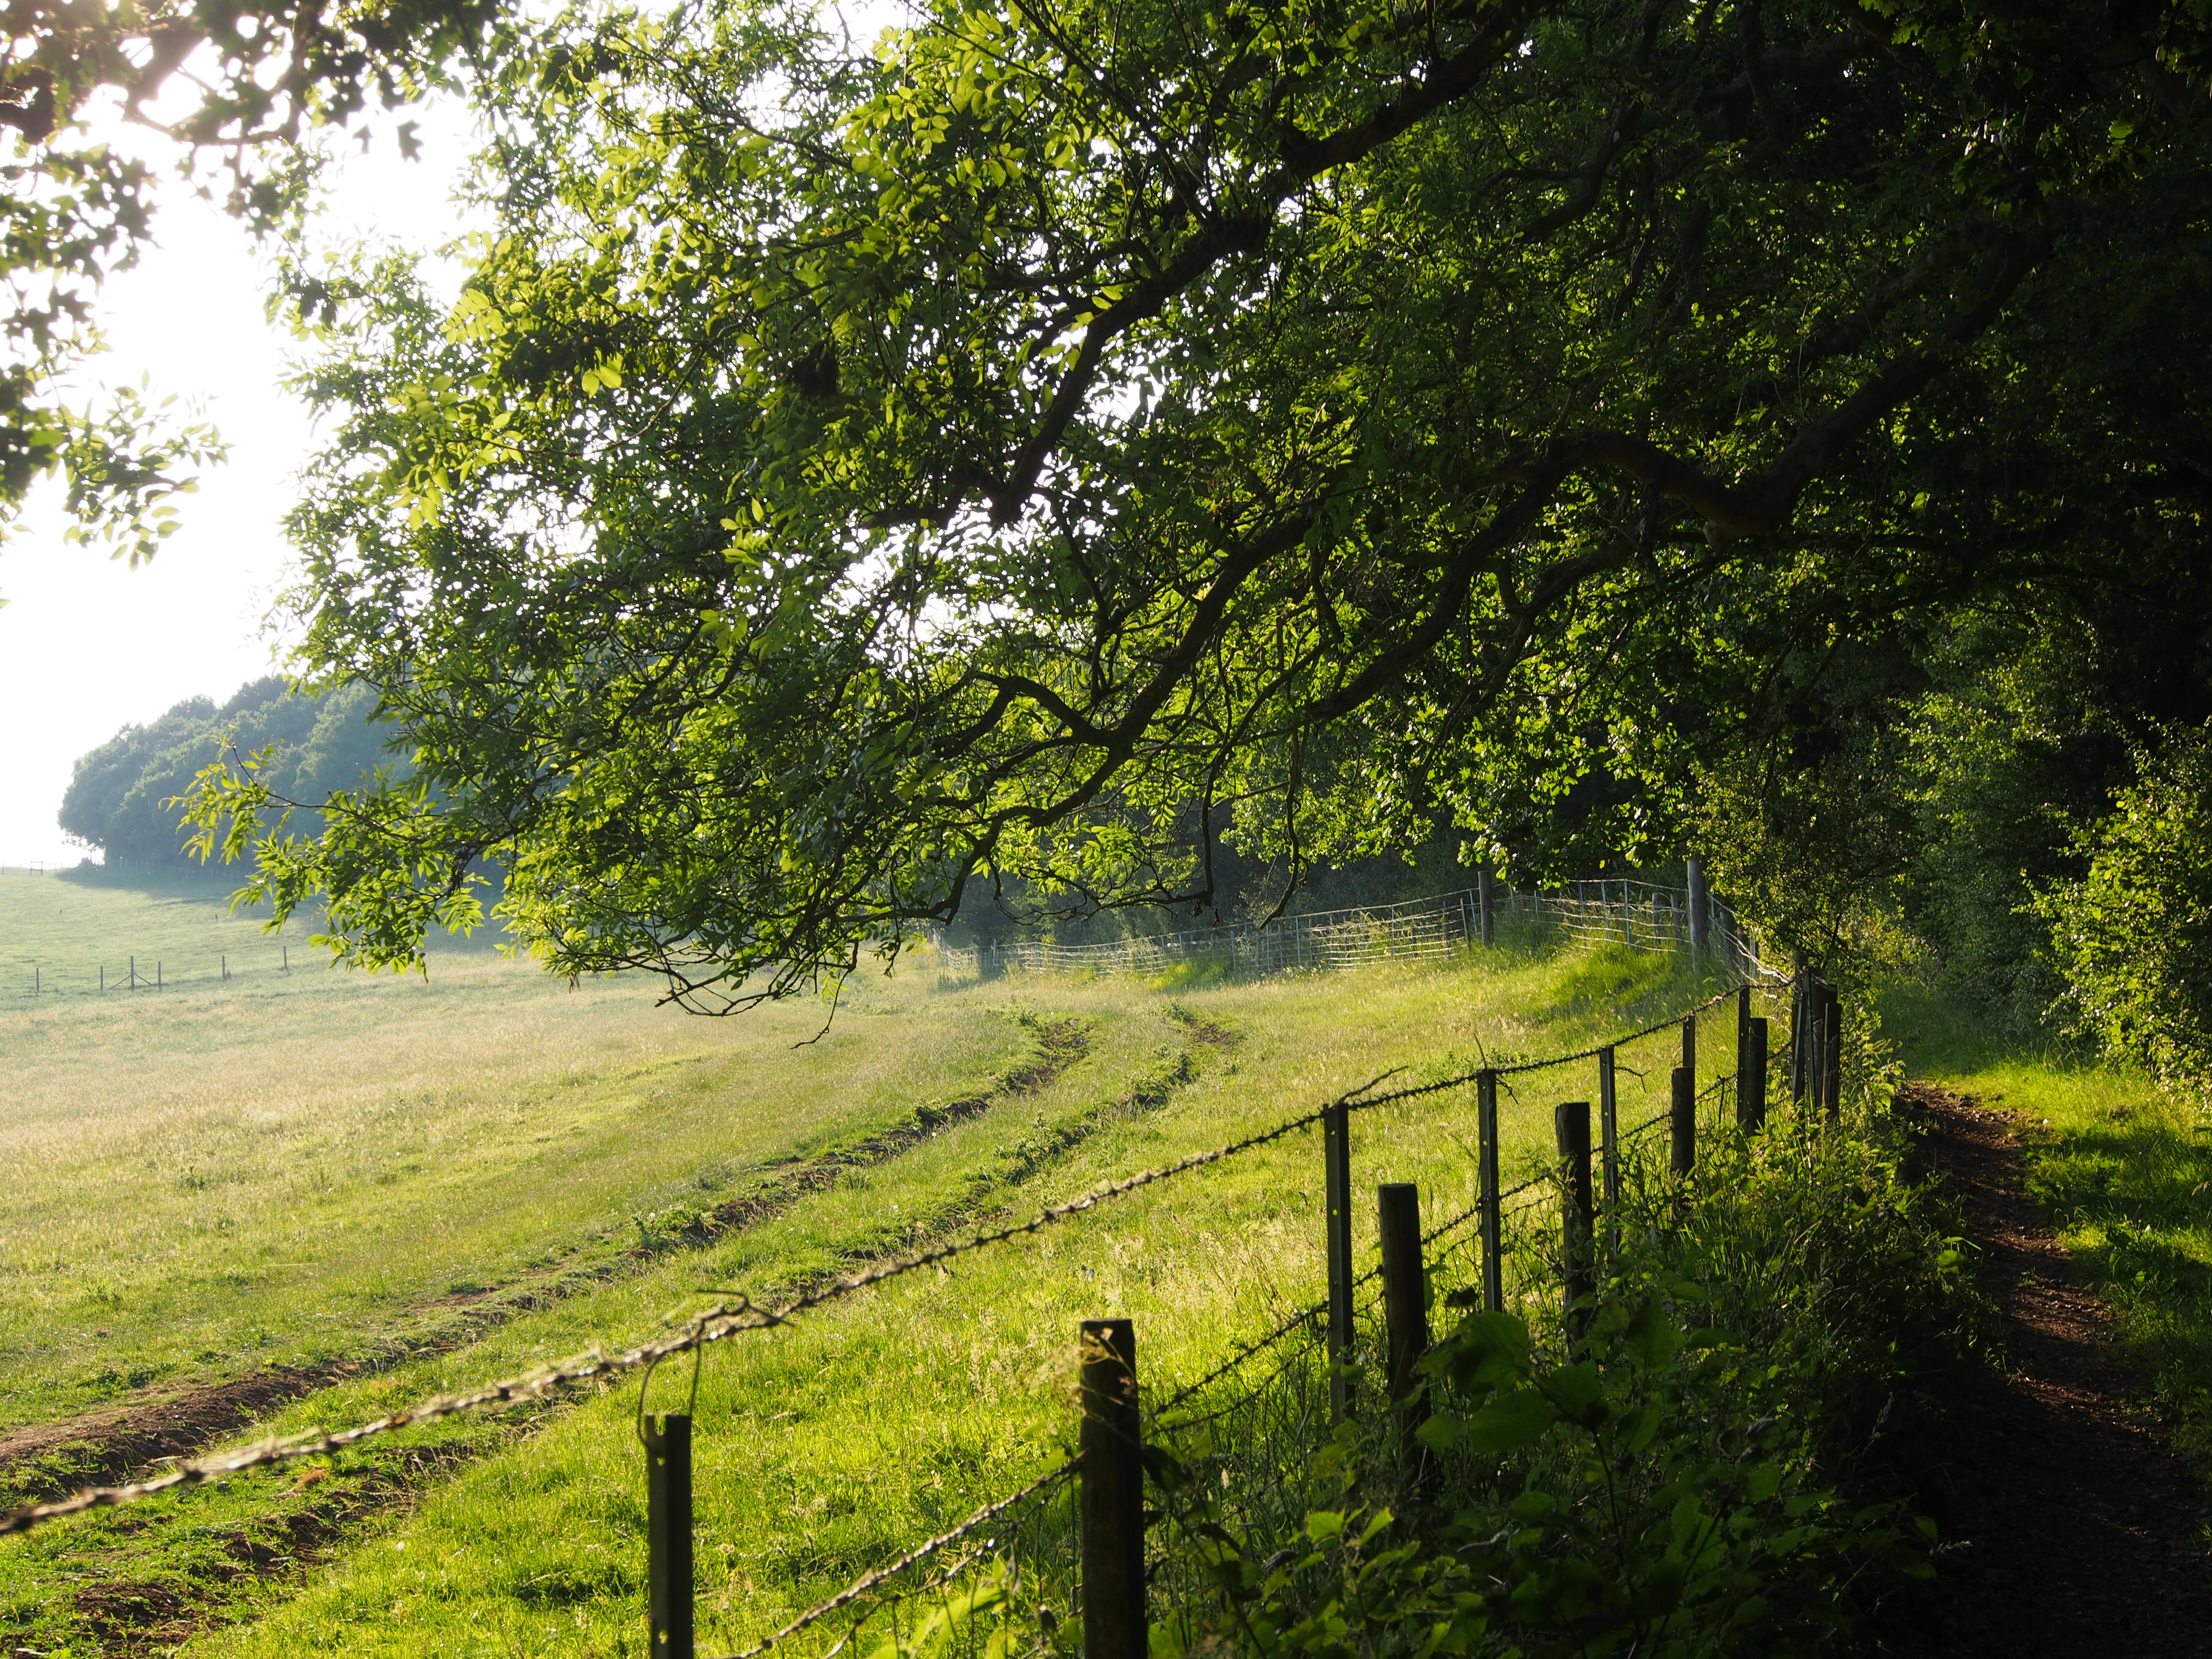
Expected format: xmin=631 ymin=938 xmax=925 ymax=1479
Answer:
xmin=7 ymin=946 xmax=304 ymax=999
xmin=943 ymin=877 xmax=1763 ymax=984
xmin=0 ymin=957 xmax=1847 ymax=1659
xmin=6 ymin=877 xmax=1759 ymax=1002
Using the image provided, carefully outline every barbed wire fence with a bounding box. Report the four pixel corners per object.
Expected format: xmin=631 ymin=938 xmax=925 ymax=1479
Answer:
xmin=0 ymin=958 xmax=1858 ymax=1659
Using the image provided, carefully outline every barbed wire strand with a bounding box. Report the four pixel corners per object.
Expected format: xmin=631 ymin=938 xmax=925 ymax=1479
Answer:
xmin=722 ymin=1460 xmax=1079 ymax=1659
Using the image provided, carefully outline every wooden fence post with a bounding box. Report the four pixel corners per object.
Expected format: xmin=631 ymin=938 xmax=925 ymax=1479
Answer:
xmin=1823 ymin=988 xmax=1844 ymax=1118
xmin=1477 ymin=1071 xmax=1503 ymax=1313
xmin=1556 ymin=1102 xmax=1593 ymax=1331
xmin=1671 ymin=1067 xmax=1695 ymax=1178
xmin=1079 ymin=1318 xmax=1145 ymax=1659
xmin=1789 ymin=961 xmax=1810 ymax=1106
xmin=644 ymin=1412 xmax=694 ymax=1659
xmin=1686 ymin=858 xmax=1708 ymax=957
xmin=1740 ymin=1018 xmax=1768 ymax=1131
xmin=1377 ymin=1184 xmax=1430 ymax=1482
xmin=1598 ymin=1046 xmax=1620 ymax=1218
xmin=1681 ymin=1014 xmax=1695 ymax=1093
xmin=1323 ymin=1100 xmax=1355 ymax=1422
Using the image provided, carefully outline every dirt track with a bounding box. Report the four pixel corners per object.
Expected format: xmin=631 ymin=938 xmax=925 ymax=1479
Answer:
xmin=1894 ymin=1082 xmax=2212 ymax=1656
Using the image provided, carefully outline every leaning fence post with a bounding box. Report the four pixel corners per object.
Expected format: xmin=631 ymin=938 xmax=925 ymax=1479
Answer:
xmin=1556 ymin=1102 xmax=1594 ymax=1332
xmin=1079 ymin=1318 xmax=1145 ymax=1659
xmin=1741 ymin=1017 xmax=1768 ymax=1131
xmin=1477 ymin=1071 xmax=1503 ymax=1313
xmin=1323 ymin=1100 xmax=1355 ymax=1422
xmin=644 ymin=1412 xmax=694 ymax=1659
xmin=1671 ymin=1067 xmax=1695 ymax=1178
xmin=1377 ymin=1184 xmax=1431 ymax=1482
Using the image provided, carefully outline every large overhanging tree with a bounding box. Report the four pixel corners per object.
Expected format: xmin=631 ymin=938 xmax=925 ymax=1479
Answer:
xmin=190 ymin=0 xmax=2212 ymax=1008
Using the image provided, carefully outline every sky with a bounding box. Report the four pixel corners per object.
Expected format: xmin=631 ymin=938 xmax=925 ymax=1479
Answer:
xmin=0 ymin=100 xmax=478 ymax=867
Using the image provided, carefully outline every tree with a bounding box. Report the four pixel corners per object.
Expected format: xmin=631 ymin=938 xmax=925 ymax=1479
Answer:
xmin=186 ymin=0 xmax=2212 ymax=1009
xmin=0 ymin=0 xmax=500 ymax=580
xmin=64 ymin=674 xmax=400 ymax=866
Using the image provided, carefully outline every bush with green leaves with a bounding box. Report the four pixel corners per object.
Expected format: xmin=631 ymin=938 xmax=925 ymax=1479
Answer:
xmin=2039 ymin=728 xmax=2212 ymax=1099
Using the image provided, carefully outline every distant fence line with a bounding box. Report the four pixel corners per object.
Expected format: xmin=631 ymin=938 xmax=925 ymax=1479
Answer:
xmin=12 ymin=946 xmax=299 ymax=999
xmin=942 ymin=877 xmax=1764 ymax=982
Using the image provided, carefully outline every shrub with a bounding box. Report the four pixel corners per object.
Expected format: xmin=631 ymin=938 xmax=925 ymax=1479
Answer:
xmin=2039 ymin=727 xmax=2212 ymax=1097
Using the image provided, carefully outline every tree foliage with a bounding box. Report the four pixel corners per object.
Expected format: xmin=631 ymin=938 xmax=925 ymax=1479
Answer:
xmin=185 ymin=0 xmax=2212 ymax=1008
xmin=0 ymin=0 xmax=499 ymax=578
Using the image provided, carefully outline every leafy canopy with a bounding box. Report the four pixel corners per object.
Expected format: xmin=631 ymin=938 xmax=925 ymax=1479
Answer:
xmin=0 ymin=0 xmax=499 ymax=578
xmin=187 ymin=0 xmax=2212 ymax=1007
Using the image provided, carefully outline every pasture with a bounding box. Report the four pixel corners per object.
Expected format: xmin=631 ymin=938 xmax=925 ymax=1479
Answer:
xmin=0 ymin=872 xmax=1754 ymax=1656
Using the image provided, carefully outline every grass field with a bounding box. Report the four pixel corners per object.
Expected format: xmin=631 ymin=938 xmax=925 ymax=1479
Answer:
xmin=0 ymin=874 xmax=1768 ymax=1658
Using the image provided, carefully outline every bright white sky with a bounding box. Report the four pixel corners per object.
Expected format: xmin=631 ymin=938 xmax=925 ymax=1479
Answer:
xmin=0 ymin=98 xmax=480 ymax=866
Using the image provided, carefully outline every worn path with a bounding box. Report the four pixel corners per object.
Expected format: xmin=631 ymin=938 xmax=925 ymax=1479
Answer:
xmin=1895 ymin=1082 xmax=2212 ymax=1656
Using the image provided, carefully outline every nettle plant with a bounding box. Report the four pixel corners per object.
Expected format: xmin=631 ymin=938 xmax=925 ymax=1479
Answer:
xmin=1145 ymin=1289 xmax=1927 ymax=1659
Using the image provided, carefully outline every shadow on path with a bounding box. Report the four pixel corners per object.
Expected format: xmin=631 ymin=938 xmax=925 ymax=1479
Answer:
xmin=1895 ymin=1082 xmax=2212 ymax=1657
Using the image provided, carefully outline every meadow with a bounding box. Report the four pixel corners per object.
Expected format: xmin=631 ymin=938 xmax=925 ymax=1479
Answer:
xmin=0 ymin=872 xmax=1772 ymax=1657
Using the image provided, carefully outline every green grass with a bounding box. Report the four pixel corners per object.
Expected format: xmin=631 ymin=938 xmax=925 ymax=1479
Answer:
xmin=1881 ymin=981 xmax=2212 ymax=1465
xmin=0 ymin=878 xmax=1764 ymax=1659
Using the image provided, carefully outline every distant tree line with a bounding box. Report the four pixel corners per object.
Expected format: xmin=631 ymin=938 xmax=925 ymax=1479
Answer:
xmin=61 ymin=678 xmax=398 ymax=871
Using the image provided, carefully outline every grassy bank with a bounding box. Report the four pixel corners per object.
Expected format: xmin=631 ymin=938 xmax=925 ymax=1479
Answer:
xmin=0 ymin=877 xmax=1767 ymax=1658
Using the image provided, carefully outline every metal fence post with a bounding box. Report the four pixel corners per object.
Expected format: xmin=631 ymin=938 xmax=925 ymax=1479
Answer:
xmin=1079 ymin=1318 xmax=1145 ymax=1659
xmin=1478 ymin=864 xmax=1495 ymax=947
xmin=1671 ymin=1067 xmax=1695 ymax=1178
xmin=644 ymin=1413 xmax=694 ymax=1659
xmin=1377 ymin=1184 xmax=1430 ymax=1482
xmin=1556 ymin=1102 xmax=1593 ymax=1332
xmin=1477 ymin=1070 xmax=1503 ymax=1313
xmin=1741 ymin=1017 xmax=1768 ymax=1131
xmin=1686 ymin=858 xmax=1708 ymax=957
xmin=1323 ymin=1100 xmax=1355 ymax=1422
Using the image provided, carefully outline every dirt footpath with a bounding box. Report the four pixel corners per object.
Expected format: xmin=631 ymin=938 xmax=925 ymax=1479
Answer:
xmin=1894 ymin=1082 xmax=2212 ymax=1656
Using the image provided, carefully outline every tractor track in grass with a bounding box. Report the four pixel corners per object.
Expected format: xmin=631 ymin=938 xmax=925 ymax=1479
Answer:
xmin=0 ymin=1018 xmax=1095 ymax=1509
xmin=1894 ymin=1081 xmax=2212 ymax=1657
xmin=7 ymin=1012 xmax=1238 ymax=1655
